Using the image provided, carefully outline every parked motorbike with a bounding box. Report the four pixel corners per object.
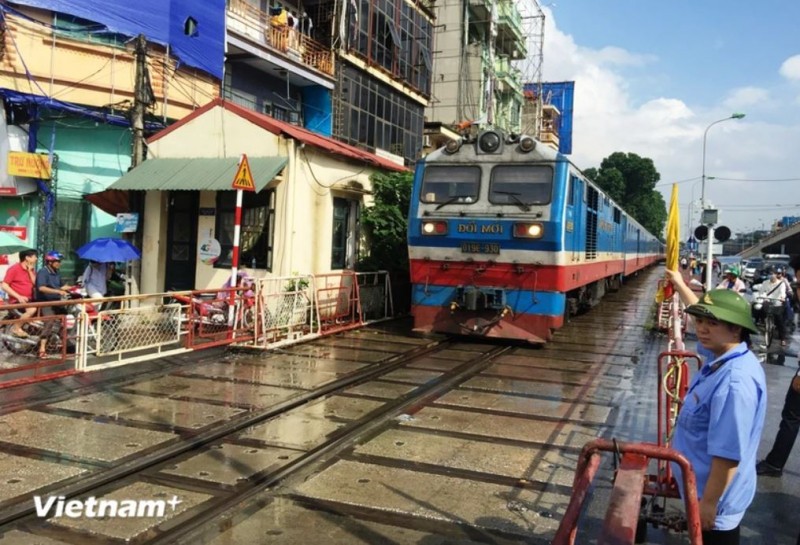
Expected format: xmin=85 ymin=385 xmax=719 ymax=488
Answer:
xmin=0 ymin=296 xmax=80 ymax=356
xmin=171 ymin=274 xmax=257 ymax=331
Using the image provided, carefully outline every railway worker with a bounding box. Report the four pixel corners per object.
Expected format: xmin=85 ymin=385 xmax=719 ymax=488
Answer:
xmin=665 ymin=268 xmax=766 ymax=545
xmin=755 ymin=365 xmax=800 ymax=479
xmin=716 ymin=267 xmax=746 ymax=293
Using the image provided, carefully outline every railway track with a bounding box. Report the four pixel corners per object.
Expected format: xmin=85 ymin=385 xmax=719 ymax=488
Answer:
xmin=0 ymin=269 xmax=664 ymax=544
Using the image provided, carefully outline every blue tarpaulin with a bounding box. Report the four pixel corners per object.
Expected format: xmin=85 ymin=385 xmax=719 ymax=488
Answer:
xmin=0 ymin=89 xmax=166 ymax=131
xmin=8 ymin=0 xmax=225 ymax=79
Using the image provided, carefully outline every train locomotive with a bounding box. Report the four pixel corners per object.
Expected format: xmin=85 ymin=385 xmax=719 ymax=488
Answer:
xmin=407 ymin=129 xmax=663 ymax=343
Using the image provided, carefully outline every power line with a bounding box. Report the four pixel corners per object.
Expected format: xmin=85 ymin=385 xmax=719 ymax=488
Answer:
xmin=655 ymin=176 xmax=702 ymax=187
xmin=707 ymin=177 xmax=800 ymax=182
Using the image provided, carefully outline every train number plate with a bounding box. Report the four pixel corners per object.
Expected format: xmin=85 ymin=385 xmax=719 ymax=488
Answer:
xmin=460 ymin=242 xmax=500 ymax=254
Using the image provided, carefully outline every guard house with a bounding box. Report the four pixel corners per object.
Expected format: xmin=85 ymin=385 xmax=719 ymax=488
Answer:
xmin=96 ymin=98 xmax=406 ymax=293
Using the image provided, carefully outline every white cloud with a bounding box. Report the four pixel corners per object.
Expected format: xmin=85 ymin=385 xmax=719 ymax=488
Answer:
xmin=779 ymin=54 xmax=800 ymax=81
xmin=723 ymin=87 xmax=769 ymax=109
xmin=538 ymin=12 xmax=800 ymax=233
xmin=583 ymin=46 xmax=657 ymax=68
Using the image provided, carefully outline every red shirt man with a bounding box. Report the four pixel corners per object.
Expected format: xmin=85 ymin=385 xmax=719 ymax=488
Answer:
xmin=2 ymin=256 xmax=36 ymax=303
xmin=1 ymin=249 xmax=39 ymax=338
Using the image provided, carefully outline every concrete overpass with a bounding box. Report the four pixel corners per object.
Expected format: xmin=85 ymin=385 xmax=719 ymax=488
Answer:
xmin=739 ymin=221 xmax=800 ymax=268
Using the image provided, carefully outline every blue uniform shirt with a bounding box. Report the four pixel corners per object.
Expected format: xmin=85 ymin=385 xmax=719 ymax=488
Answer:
xmin=671 ymin=342 xmax=767 ymax=530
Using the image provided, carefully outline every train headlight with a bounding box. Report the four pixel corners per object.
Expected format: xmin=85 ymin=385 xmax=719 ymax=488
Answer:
xmin=513 ymin=222 xmax=544 ymax=239
xmin=422 ymin=221 xmax=448 ymax=235
xmin=477 ymin=130 xmax=503 ymax=154
xmin=444 ymin=138 xmax=462 ymax=154
xmin=518 ymin=136 xmax=536 ymax=153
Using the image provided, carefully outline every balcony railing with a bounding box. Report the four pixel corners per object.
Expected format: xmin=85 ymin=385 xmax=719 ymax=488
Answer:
xmin=495 ymin=57 xmax=523 ymax=95
xmin=496 ymin=0 xmax=524 ymax=44
xmin=227 ymin=0 xmax=335 ymax=78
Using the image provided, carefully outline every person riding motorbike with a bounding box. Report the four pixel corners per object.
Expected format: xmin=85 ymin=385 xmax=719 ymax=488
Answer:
xmin=717 ymin=267 xmax=746 ymax=292
xmin=775 ymin=266 xmax=795 ymax=331
xmin=754 ymin=266 xmax=789 ymax=347
xmin=0 ymin=249 xmax=38 ymax=337
xmin=35 ymin=251 xmax=74 ymax=358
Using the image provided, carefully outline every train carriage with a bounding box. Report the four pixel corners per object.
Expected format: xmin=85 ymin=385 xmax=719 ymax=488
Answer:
xmin=407 ymin=129 xmax=663 ymax=343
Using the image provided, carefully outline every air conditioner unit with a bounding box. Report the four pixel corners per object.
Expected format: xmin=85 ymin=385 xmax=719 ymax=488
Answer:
xmin=422 ymin=135 xmax=432 ymax=147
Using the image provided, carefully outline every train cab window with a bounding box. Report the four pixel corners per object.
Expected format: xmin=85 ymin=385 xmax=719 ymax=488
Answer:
xmin=489 ymin=165 xmax=553 ymax=206
xmin=420 ymin=165 xmax=480 ymax=204
xmin=568 ymin=176 xmax=580 ymax=206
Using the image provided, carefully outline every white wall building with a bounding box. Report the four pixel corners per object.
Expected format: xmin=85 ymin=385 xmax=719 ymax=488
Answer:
xmin=102 ymin=99 xmax=407 ymax=294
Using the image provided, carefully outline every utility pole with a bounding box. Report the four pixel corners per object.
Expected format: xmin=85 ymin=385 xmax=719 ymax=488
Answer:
xmin=128 ymin=33 xmax=153 ymax=298
xmin=485 ymin=3 xmax=497 ymax=126
xmin=131 ymin=34 xmax=150 ymax=168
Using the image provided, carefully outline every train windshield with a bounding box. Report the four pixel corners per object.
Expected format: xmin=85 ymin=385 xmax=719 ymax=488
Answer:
xmin=420 ymin=165 xmax=480 ymax=204
xmin=489 ymin=165 xmax=553 ymax=205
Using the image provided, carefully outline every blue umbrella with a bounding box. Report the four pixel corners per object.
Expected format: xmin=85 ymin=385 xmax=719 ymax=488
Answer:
xmin=77 ymin=238 xmax=141 ymax=262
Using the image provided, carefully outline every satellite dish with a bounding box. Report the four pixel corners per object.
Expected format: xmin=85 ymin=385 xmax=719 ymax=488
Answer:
xmin=715 ymin=225 xmax=731 ymax=243
xmin=694 ymin=225 xmax=708 ymax=241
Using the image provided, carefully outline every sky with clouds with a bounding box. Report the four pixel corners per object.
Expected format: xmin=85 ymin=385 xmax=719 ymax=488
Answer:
xmin=536 ymin=0 xmax=800 ymax=236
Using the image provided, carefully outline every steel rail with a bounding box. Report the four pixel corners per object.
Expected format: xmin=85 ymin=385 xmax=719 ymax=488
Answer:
xmin=0 ymin=336 xmax=450 ymax=528
xmin=148 ymin=344 xmax=514 ymax=545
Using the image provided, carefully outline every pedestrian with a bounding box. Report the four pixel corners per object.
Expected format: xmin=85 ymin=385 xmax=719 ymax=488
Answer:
xmin=0 ymin=249 xmax=39 ymax=337
xmin=665 ymin=269 xmax=766 ymax=545
xmin=35 ymin=251 xmax=72 ymax=358
xmin=81 ymin=260 xmax=108 ymax=299
xmin=301 ymin=11 xmax=313 ymax=37
xmin=755 ymin=365 xmax=800 ymax=478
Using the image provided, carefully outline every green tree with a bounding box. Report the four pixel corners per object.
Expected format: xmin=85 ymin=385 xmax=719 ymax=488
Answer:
xmin=585 ymin=152 xmax=667 ymax=238
xmin=357 ymin=170 xmax=413 ymax=272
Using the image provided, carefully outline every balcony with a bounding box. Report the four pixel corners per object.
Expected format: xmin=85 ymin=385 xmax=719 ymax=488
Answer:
xmin=495 ymin=0 xmax=525 ymax=56
xmin=468 ymin=0 xmax=492 ymax=23
xmin=226 ymin=0 xmax=334 ymax=83
xmin=494 ymin=56 xmax=523 ymax=96
xmin=540 ymin=104 xmax=561 ymax=150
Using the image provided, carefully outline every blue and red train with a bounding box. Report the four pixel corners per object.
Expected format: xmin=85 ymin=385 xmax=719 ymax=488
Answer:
xmin=407 ymin=129 xmax=663 ymax=343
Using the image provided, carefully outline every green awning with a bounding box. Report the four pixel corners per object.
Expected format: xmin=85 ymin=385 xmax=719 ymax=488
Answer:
xmin=108 ymin=156 xmax=287 ymax=192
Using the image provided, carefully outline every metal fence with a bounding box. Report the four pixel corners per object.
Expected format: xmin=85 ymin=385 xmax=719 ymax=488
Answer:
xmin=0 ymin=271 xmax=395 ymax=387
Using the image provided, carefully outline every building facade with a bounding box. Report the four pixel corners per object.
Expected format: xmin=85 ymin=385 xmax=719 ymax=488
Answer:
xmin=426 ymin=0 xmax=526 ymax=135
xmin=0 ymin=0 xmax=422 ymax=290
xmin=0 ymin=1 xmax=221 ymax=278
xmin=322 ymin=0 xmax=433 ymax=165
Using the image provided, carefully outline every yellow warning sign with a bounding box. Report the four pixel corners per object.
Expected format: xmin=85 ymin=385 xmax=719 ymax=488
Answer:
xmin=231 ymin=154 xmax=256 ymax=192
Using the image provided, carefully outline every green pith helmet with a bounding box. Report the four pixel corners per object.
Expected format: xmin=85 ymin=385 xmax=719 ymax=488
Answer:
xmin=725 ymin=266 xmax=740 ymax=277
xmin=685 ymin=289 xmax=758 ymax=333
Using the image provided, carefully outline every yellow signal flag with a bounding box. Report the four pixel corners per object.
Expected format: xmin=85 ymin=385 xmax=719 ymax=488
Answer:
xmin=665 ymin=183 xmax=680 ymax=271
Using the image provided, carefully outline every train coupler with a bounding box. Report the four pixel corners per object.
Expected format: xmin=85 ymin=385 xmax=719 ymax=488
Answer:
xmin=454 ymin=285 xmax=506 ymax=311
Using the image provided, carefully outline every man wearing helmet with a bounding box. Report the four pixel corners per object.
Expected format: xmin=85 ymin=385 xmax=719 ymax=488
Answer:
xmin=716 ymin=267 xmax=746 ymax=292
xmin=35 ymin=251 xmax=73 ymax=358
xmin=665 ymin=269 xmax=766 ymax=544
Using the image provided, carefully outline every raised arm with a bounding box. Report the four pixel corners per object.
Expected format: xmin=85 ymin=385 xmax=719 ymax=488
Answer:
xmin=665 ymin=268 xmax=699 ymax=306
